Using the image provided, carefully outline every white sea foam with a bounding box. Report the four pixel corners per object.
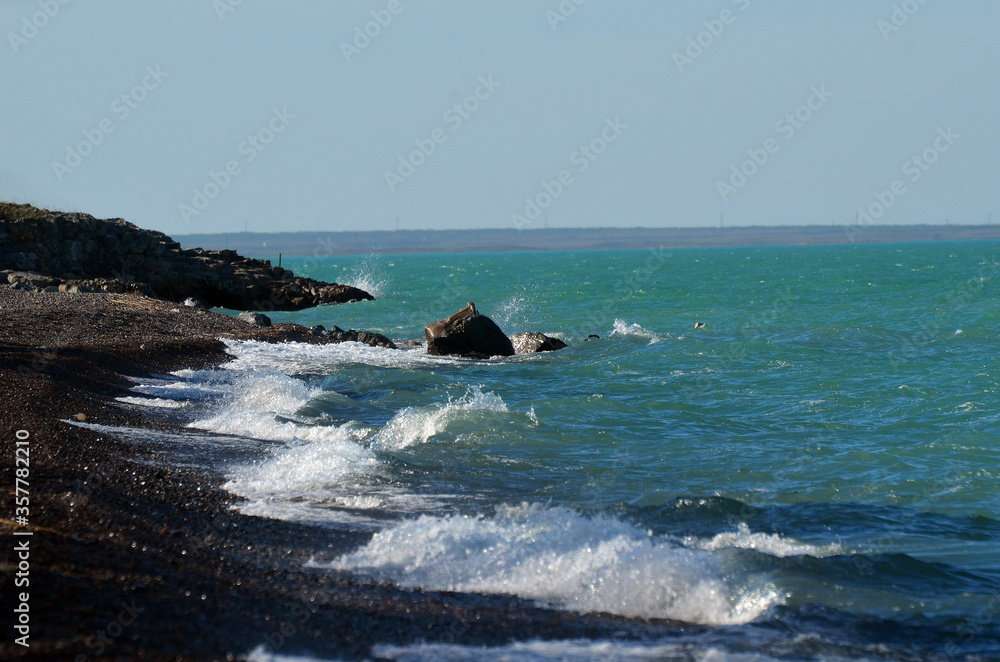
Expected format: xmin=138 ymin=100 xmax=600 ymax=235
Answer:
xmin=184 ymin=369 xmax=346 ymax=444
xmin=372 ymin=386 xmax=511 ymax=451
xmin=371 ymin=640 xmax=785 ymax=662
xmin=684 ymin=523 xmax=843 ymax=558
xmin=116 ymin=395 xmax=190 ymax=409
xmin=130 ymin=378 xmax=230 ymax=401
xmin=611 ymin=319 xmax=661 ymax=344
xmin=220 ymin=338 xmax=469 ymax=374
xmin=224 ymin=428 xmax=375 ymax=497
xmin=244 ymin=646 xmax=349 ymax=662
xmin=245 ymin=640 xmax=795 ymax=662
xmin=326 ymin=503 xmax=780 ymax=625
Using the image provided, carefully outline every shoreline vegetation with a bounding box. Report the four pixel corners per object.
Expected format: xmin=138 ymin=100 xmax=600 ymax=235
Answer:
xmin=175 ymin=222 xmax=1000 ymax=258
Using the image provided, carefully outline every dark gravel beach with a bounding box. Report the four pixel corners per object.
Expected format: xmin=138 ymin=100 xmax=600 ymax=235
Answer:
xmin=0 ymin=289 xmax=684 ymax=661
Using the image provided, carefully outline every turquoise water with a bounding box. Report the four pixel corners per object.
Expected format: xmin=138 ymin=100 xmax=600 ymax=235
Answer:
xmin=143 ymin=242 xmax=1000 ymax=660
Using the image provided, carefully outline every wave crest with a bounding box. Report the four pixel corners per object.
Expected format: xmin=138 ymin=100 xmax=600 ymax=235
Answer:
xmin=327 ymin=502 xmax=780 ymax=625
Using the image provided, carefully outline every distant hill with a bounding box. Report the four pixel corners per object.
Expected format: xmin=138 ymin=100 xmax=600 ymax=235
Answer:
xmin=173 ymin=224 xmax=1000 ymax=259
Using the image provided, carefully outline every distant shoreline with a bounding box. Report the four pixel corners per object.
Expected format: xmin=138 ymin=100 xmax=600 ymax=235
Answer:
xmin=175 ymin=224 xmax=1000 ymax=258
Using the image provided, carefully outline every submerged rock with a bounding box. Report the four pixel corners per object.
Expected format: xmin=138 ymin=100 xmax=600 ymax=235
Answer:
xmin=509 ymin=332 xmax=568 ymax=354
xmin=425 ymin=302 xmax=515 ymax=359
xmin=323 ymin=326 xmax=397 ymax=349
xmin=356 ymin=331 xmax=397 ymax=350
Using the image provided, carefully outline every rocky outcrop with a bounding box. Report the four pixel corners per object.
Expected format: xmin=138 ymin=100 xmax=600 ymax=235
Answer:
xmin=4 ymin=270 xmax=155 ymax=296
xmin=0 ymin=203 xmax=372 ymax=310
xmin=305 ymin=324 xmax=397 ymax=350
xmin=425 ymin=302 xmax=515 ymax=359
xmin=238 ymin=311 xmax=272 ymax=327
xmin=509 ymin=332 xmax=567 ymax=354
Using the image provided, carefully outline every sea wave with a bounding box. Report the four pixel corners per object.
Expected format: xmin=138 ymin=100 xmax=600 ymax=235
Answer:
xmin=684 ymin=522 xmax=844 ymax=558
xmin=611 ymin=318 xmax=662 ymax=344
xmin=324 ymin=502 xmax=781 ymax=625
xmin=372 ymin=386 xmax=515 ymax=451
xmin=246 ymin=641 xmax=786 ymax=662
xmin=223 ymin=426 xmax=376 ymax=498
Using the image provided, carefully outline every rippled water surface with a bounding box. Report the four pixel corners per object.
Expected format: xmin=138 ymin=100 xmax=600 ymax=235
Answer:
xmin=124 ymin=242 xmax=1000 ymax=660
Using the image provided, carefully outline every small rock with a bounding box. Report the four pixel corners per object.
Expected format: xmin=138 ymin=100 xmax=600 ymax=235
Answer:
xmin=356 ymin=331 xmax=398 ymax=350
xmin=307 ymin=325 xmax=326 ymax=336
xmin=327 ymin=326 xmax=357 ymax=342
xmin=694 ymin=322 xmax=706 ymax=329
xmin=72 ymin=413 xmax=87 ymax=422
xmin=509 ymin=332 xmax=568 ymax=354
xmin=238 ymin=311 xmax=272 ymax=327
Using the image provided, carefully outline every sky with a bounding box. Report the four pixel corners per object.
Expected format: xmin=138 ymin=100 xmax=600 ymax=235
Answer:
xmin=1 ymin=1 xmax=998 ymax=237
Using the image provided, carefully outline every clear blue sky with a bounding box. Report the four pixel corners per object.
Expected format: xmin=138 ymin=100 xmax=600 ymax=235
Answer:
xmin=2 ymin=1 xmax=997 ymax=236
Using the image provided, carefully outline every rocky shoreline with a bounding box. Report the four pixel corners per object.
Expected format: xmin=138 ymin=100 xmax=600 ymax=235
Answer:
xmin=0 ymin=203 xmax=372 ymax=310
xmin=0 ymin=289 xmax=679 ymax=660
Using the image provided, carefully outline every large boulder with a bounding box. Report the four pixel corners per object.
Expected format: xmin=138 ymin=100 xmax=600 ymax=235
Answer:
xmin=425 ymin=302 xmax=515 ymax=359
xmin=509 ymin=332 xmax=567 ymax=354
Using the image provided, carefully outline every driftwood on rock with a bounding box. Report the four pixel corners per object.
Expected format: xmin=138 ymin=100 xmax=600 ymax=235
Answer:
xmin=425 ymin=302 xmax=515 ymax=358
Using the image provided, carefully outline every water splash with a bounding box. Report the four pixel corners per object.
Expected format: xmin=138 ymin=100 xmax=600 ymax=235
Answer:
xmin=611 ymin=318 xmax=661 ymax=344
xmin=372 ymin=386 xmax=511 ymax=451
xmin=344 ymin=252 xmax=389 ymax=298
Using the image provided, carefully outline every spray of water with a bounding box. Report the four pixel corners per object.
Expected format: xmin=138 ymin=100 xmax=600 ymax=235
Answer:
xmin=344 ymin=253 xmax=389 ymax=299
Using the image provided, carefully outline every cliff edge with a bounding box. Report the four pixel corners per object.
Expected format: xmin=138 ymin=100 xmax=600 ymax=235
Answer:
xmin=0 ymin=203 xmax=372 ymax=310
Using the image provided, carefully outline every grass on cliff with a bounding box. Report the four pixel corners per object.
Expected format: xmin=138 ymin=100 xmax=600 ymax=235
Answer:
xmin=0 ymin=202 xmax=47 ymax=223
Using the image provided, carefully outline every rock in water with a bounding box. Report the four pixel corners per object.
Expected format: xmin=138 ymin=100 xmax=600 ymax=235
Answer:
xmin=425 ymin=302 xmax=515 ymax=358
xmin=356 ymin=331 xmax=397 ymax=350
xmin=238 ymin=311 xmax=272 ymax=327
xmin=509 ymin=332 xmax=568 ymax=354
